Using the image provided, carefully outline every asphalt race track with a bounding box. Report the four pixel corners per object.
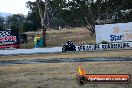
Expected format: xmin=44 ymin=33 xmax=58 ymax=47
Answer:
xmin=0 ymin=57 xmax=132 ymax=65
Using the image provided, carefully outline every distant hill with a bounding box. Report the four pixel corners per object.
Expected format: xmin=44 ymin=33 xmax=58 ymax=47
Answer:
xmin=0 ymin=12 xmax=12 ymax=17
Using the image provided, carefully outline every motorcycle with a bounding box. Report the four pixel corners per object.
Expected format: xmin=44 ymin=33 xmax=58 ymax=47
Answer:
xmin=62 ymin=43 xmax=76 ymax=52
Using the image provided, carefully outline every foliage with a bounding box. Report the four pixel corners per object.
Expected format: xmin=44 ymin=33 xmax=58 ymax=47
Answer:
xmin=26 ymin=12 xmax=41 ymax=31
xmin=0 ymin=0 xmax=132 ymax=32
xmin=26 ymin=0 xmax=132 ymax=30
xmin=22 ymin=21 xmax=34 ymax=32
xmin=50 ymin=17 xmax=66 ymax=29
xmin=0 ymin=16 xmax=5 ymax=30
xmin=6 ymin=14 xmax=25 ymax=32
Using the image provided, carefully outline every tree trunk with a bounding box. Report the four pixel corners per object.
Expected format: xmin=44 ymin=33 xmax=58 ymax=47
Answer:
xmin=37 ymin=0 xmax=48 ymax=47
xmin=42 ymin=26 xmax=46 ymax=47
xmin=85 ymin=0 xmax=95 ymax=36
xmin=42 ymin=0 xmax=48 ymax=47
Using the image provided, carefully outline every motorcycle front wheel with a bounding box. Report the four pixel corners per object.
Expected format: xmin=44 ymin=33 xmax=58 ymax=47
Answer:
xmin=62 ymin=47 xmax=66 ymax=52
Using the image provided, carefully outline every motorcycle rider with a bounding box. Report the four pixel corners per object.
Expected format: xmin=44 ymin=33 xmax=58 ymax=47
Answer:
xmin=66 ymin=40 xmax=73 ymax=46
xmin=62 ymin=40 xmax=76 ymax=52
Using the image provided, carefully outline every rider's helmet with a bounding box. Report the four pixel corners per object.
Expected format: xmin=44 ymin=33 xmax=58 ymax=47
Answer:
xmin=67 ymin=40 xmax=71 ymax=45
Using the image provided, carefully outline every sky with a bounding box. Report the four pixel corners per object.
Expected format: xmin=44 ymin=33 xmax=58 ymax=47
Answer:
xmin=0 ymin=0 xmax=36 ymax=15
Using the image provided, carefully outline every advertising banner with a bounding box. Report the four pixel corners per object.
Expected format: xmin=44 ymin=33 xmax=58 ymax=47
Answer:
xmin=0 ymin=30 xmax=20 ymax=48
xmin=76 ymin=42 xmax=132 ymax=51
xmin=95 ymin=22 xmax=132 ymax=43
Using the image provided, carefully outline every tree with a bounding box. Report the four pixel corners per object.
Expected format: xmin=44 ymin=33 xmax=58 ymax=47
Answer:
xmin=51 ymin=17 xmax=66 ymax=29
xmin=37 ymin=0 xmax=48 ymax=47
xmin=0 ymin=16 xmax=5 ymax=30
xmin=22 ymin=21 xmax=35 ymax=32
xmin=67 ymin=0 xmax=95 ymax=35
xmin=6 ymin=14 xmax=25 ymax=32
xmin=27 ymin=0 xmax=48 ymax=47
xmin=85 ymin=0 xmax=95 ymax=36
xmin=94 ymin=0 xmax=132 ymax=23
xmin=26 ymin=12 xmax=41 ymax=31
xmin=25 ymin=0 xmax=132 ymax=38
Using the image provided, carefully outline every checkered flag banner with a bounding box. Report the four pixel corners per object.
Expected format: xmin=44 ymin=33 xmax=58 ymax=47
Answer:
xmin=0 ymin=31 xmax=11 ymax=37
xmin=0 ymin=30 xmax=20 ymax=48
